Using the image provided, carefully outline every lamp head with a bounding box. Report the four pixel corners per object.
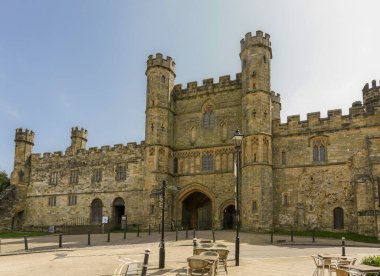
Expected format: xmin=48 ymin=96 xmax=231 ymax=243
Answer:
xmin=232 ymin=129 xmax=243 ymax=147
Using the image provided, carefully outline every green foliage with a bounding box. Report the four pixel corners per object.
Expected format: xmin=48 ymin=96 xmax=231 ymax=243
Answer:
xmin=362 ymin=255 xmax=380 ymax=267
xmin=0 ymin=170 xmax=10 ymax=192
xmin=274 ymin=228 xmax=379 ymax=244
xmin=0 ymin=231 xmax=51 ymax=238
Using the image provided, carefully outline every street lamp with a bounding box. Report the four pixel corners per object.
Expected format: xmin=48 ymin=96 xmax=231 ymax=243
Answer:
xmin=159 ymin=180 xmax=166 ymax=269
xmin=232 ymin=129 xmax=243 ymax=266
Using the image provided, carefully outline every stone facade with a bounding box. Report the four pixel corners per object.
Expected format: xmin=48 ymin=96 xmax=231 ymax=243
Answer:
xmin=2 ymin=31 xmax=380 ymax=237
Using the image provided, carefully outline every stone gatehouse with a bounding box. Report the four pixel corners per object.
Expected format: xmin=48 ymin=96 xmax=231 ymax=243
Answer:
xmin=2 ymin=31 xmax=380 ymax=237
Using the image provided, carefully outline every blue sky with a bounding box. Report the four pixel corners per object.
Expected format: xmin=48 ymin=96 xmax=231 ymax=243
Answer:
xmin=1 ymin=0 xmax=380 ymax=174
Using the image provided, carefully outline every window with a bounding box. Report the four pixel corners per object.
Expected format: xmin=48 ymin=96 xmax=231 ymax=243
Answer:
xmin=281 ymin=151 xmax=286 ymax=165
xmin=151 ymin=205 xmax=155 ymax=215
xmin=283 ymin=194 xmax=289 ymax=207
xmin=202 ymin=154 xmax=213 ymax=172
xmin=70 ymin=169 xmax=79 ymax=184
xmin=333 ymin=207 xmax=344 ymax=229
xmin=161 ymin=75 xmax=165 ymax=84
xmin=92 ymin=168 xmax=102 ymax=183
xmin=173 ymin=158 xmax=178 ymax=174
xmin=312 ymin=140 xmax=327 ymax=161
xmin=115 ymin=164 xmax=127 ymax=181
xmin=252 ymin=201 xmax=257 ymax=212
xmin=263 ymin=138 xmax=269 ymax=163
xmin=251 ymin=137 xmax=258 ymax=162
xmin=68 ymin=195 xmax=77 ymax=206
xmin=203 ymin=111 xmax=215 ymax=128
xmin=48 ymin=196 xmax=56 ymax=207
xmin=50 ymin=172 xmax=58 ymax=185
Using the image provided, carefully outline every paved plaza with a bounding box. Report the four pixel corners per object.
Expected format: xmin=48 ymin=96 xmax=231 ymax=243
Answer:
xmin=0 ymin=230 xmax=380 ymax=275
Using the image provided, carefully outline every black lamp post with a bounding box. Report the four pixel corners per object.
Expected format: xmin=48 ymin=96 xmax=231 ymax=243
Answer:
xmin=232 ymin=129 xmax=243 ymax=266
xmin=159 ymin=180 xmax=166 ymax=269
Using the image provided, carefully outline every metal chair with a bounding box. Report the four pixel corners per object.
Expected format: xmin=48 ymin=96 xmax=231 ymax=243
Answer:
xmin=187 ymin=258 xmax=213 ymax=276
xmin=329 ymin=258 xmax=357 ymax=276
xmin=312 ymin=255 xmax=328 ymax=276
xmin=214 ymin=248 xmax=229 ymax=273
xmin=200 ymin=251 xmax=219 ymax=275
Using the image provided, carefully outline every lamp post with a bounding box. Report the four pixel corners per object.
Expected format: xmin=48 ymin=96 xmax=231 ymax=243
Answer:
xmin=232 ymin=129 xmax=243 ymax=266
xmin=159 ymin=180 xmax=166 ymax=269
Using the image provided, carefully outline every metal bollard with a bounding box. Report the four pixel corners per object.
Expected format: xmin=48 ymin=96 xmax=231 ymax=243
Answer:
xmin=342 ymin=237 xmax=346 ymax=256
xmin=212 ymin=229 xmax=215 ymax=243
xmin=193 ymin=228 xmax=196 ymax=239
xmin=0 ymin=238 xmax=2 ymax=253
xmin=24 ymin=235 xmax=28 ymax=251
xmin=270 ymin=231 xmax=273 ymax=244
xmin=312 ymin=230 xmax=315 ymax=243
xmin=124 ymin=228 xmax=126 ymax=240
xmin=193 ymin=238 xmax=197 ymax=254
xmin=186 ymin=226 xmax=188 ymax=239
xmin=137 ymin=225 xmax=140 ymax=237
xmin=59 ymin=234 xmax=62 ymax=248
xmin=87 ymin=231 xmax=91 ymax=246
xmin=148 ymin=225 xmax=151 ymax=236
xmin=107 ymin=231 xmax=110 ymax=242
xmin=140 ymin=248 xmax=151 ymax=276
xmin=290 ymin=228 xmax=294 ymax=242
xmin=175 ymin=228 xmax=178 ymax=241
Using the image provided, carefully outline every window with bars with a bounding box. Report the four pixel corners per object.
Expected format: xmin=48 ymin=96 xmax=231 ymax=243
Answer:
xmin=115 ymin=164 xmax=127 ymax=181
xmin=68 ymin=195 xmax=77 ymax=206
xmin=48 ymin=196 xmax=56 ymax=207
xmin=201 ymin=155 xmax=214 ymax=172
xmin=70 ymin=170 xmax=79 ymax=184
xmin=92 ymin=168 xmax=102 ymax=183
xmin=50 ymin=172 xmax=58 ymax=185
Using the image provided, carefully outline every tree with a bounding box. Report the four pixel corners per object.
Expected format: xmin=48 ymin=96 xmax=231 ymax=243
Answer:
xmin=0 ymin=170 xmax=10 ymax=193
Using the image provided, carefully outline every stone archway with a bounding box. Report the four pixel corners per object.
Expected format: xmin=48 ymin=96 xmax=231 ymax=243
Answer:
xmin=112 ymin=197 xmax=125 ymax=227
xmin=91 ymin=198 xmax=103 ymax=224
xmin=223 ymin=205 xmax=236 ymax=229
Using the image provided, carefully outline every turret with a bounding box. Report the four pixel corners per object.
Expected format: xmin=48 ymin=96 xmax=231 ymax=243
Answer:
xmin=362 ymin=80 xmax=380 ymax=114
xmin=12 ymin=128 xmax=34 ymax=184
xmin=69 ymin=127 xmax=87 ymax=154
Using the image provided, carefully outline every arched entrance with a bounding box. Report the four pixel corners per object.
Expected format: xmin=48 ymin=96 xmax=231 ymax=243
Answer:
xmin=113 ymin=197 xmax=125 ymax=227
xmin=182 ymin=192 xmax=212 ymax=230
xmin=223 ymin=205 xmax=236 ymax=229
xmin=91 ymin=198 xmax=103 ymax=224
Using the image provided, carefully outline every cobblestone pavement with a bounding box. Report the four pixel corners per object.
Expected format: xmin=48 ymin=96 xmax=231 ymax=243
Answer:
xmin=0 ymin=230 xmax=379 ymax=275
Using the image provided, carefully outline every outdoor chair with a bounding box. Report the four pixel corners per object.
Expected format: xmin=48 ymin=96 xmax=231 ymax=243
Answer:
xmin=312 ymin=255 xmax=331 ymax=276
xmin=329 ymin=258 xmax=356 ymax=276
xmin=215 ymin=248 xmax=229 ymax=273
xmin=200 ymin=251 xmax=219 ymax=275
xmin=187 ymin=258 xmax=213 ymax=276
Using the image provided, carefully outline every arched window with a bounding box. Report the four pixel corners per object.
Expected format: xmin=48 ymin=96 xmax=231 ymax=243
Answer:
xmin=333 ymin=207 xmax=344 ymax=229
xmin=283 ymin=194 xmax=288 ymax=206
xmin=313 ymin=145 xmax=319 ymax=161
xmin=203 ymin=111 xmax=215 ymax=129
xmin=91 ymin=198 xmax=103 ymax=224
xmin=263 ymin=138 xmax=269 ymax=163
xmin=209 ymin=112 xmax=215 ymax=128
xmin=203 ymin=112 xmax=209 ymax=128
xmin=161 ymin=75 xmax=165 ymax=84
xmin=251 ymin=137 xmax=258 ymax=162
xmin=202 ymin=154 xmax=213 ymax=172
xmin=312 ymin=139 xmax=328 ymax=162
xmin=320 ymin=145 xmax=326 ymax=161
xmin=173 ymin=158 xmax=178 ymax=174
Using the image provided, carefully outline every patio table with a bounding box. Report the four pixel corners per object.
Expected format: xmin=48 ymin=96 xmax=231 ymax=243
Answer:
xmin=340 ymin=264 xmax=380 ymax=276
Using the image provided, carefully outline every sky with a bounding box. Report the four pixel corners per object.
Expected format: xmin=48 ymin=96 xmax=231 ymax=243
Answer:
xmin=1 ymin=0 xmax=379 ymax=174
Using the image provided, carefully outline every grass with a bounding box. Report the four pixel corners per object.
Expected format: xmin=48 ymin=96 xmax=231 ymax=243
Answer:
xmin=273 ymin=228 xmax=379 ymax=244
xmin=0 ymin=231 xmax=51 ymax=239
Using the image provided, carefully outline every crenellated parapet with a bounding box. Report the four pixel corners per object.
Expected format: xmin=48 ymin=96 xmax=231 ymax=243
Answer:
xmin=273 ymin=100 xmax=379 ymax=135
xmin=271 ymin=91 xmax=281 ymax=104
xmin=240 ymin=30 xmax=272 ymax=57
xmin=71 ymin=127 xmax=87 ymax=140
xmin=172 ymin=73 xmax=242 ymax=99
xmin=15 ymin=128 xmax=35 ymax=145
xmin=146 ymin=53 xmax=176 ymax=75
xmin=363 ymin=79 xmax=380 ymax=114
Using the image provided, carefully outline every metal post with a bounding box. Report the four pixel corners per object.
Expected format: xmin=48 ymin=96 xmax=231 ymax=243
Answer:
xmin=137 ymin=225 xmax=140 ymax=237
xmin=24 ymin=235 xmax=28 ymax=251
xmin=175 ymin=227 xmax=178 ymax=241
xmin=312 ymin=230 xmax=315 ymax=243
xmin=107 ymin=231 xmax=110 ymax=242
xmin=290 ymin=228 xmax=294 ymax=242
xmin=159 ymin=180 xmax=166 ymax=269
xmin=0 ymin=238 xmax=2 ymax=253
xmin=59 ymin=234 xmax=62 ymax=248
xmin=141 ymin=248 xmax=151 ymax=276
xmin=186 ymin=226 xmax=188 ymax=239
xmin=193 ymin=238 xmax=197 ymax=254
xmin=148 ymin=225 xmax=151 ymax=236
xmin=235 ymin=141 xmax=241 ymax=266
xmin=342 ymin=237 xmax=346 ymax=256
xmin=270 ymin=231 xmax=273 ymax=244
xmin=124 ymin=228 xmax=126 ymax=240
xmin=193 ymin=228 xmax=196 ymax=239
xmin=212 ymin=229 xmax=215 ymax=243
xmin=87 ymin=231 xmax=91 ymax=246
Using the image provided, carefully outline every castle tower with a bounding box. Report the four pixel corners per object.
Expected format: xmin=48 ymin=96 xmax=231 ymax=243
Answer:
xmin=68 ymin=127 xmax=87 ymax=154
xmin=240 ymin=31 xmax=274 ymax=231
xmin=362 ymin=80 xmax=380 ymax=114
xmin=11 ymin=128 xmax=34 ymax=186
xmin=144 ymin=53 xmax=175 ymax=225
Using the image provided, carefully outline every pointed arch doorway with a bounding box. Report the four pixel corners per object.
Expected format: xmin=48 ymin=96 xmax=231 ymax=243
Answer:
xmin=223 ymin=205 xmax=236 ymax=229
xmin=113 ymin=197 xmax=125 ymax=227
xmin=182 ymin=191 xmax=212 ymax=230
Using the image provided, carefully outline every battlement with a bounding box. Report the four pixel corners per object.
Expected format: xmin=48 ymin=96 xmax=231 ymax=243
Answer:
xmin=271 ymin=91 xmax=281 ymax=104
xmin=71 ymin=127 xmax=87 ymax=140
xmin=146 ymin=53 xmax=176 ymax=75
xmin=173 ymin=73 xmax=242 ymax=98
xmin=15 ymin=128 xmax=35 ymax=145
xmin=362 ymin=80 xmax=380 ymax=114
xmin=362 ymin=80 xmax=380 ymax=95
xmin=273 ymin=101 xmax=380 ymax=135
xmin=240 ymin=31 xmax=272 ymax=57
